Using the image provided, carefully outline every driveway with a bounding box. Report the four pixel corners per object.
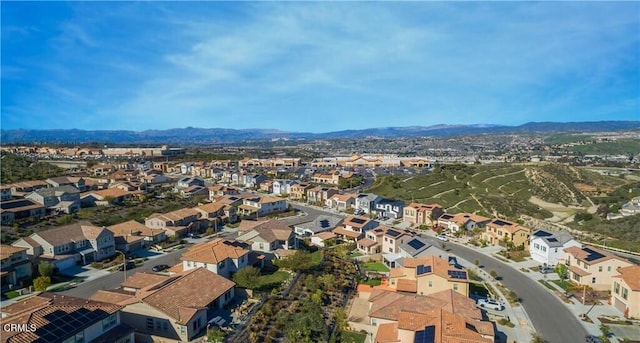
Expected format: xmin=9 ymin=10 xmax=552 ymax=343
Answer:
xmin=421 ymin=236 xmax=588 ymax=343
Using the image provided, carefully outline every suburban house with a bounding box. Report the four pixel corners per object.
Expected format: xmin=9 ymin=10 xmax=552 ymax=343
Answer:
xmin=368 ymin=289 xmax=494 ymax=343
xmin=178 ymin=185 xmax=210 ymax=198
xmin=311 ymin=232 xmax=338 ymax=248
xmin=1 ymin=185 xmax=12 ymax=201
xmin=306 ymin=186 xmax=338 ymax=204
xmin=611 ymin=265 xmax=640 ymax=319
xmin=46 ymin=176 xmax=86 ymax=192
xmin=243 ymin=174 xmax=268 ymax=188
xmin=194 ymin=202 xmax=237 ymax=227
xmin=259 ymin=180 xmax=273 ymax=193
xmin=325 ymin=193 xmax=356 ymax=211
xmin=0 ymin=245 xmax=32 ymax=294
xmin=388 ymin=256 xmax=470 ymax=296
xmin=383 ymin=236 xmax=447 ymax=269
xmin=563 ymin=246 xmax=633 ymax=291
xmin=438 ymin=213 xmax=491 ymax=233
xmin=381 ymin=228 xmax=411 ymax=254
xmin=481 ymin=218 xmax=530 ymax=248
xmin=374 ymin=198 xmax=405 ymax=219
xmin=107 ymin=220 xmax=167 ymax=253
xmin=357 ymin=227 xmax=388 ymax=255
xmin=0 ymin=292 xmax=134 ymax=343
xmin=90 ymin=268 xmax=235 ymax=342
xmin=25 ymin=185 xmax=81 ymax=214
xmin=6 ymin=180 xmax=49 ymax=197
xmin=142 ymin=173 xmax=172 ymax=185
xmin=145 ymin=208 xmax=202 ymax=237
xmin=90 ymin=163 xmax=117 ymax=176
xmin=81 ymin=188 xmax=137 ymax=206
xmin=179 ymin=239 xmax=251 ymax=278
xmin=207 ymin=185 xmax=239 ymax=200
xmin=237 ymin=196 xmax=288 ymax=217
xmin=176 ymin=177 xmax=205 ymax=190
xmin=236 ymin=219 xmax=297 ymax=258
xmin=11 ymin=223 xmax=116 ymax=270
xmin=289 ymin=183 xmax=312 ymax=200
xmin=0 ymin=199 xmax=46 ymax=225
xmin=312 ymin=171 xmax=341 ymax=185
xmin=272 ymin=180 xmax=298 ymax=195
xmin=332 ymin=215 xmax=379 ymax=241
xmin=293 ymin=214 xmax=344 ymax=237
xmin=403 ymin=203 xmax=443 ymax=226
xmin=355 ymin=193 xmax=381 ymax=214
xmin=529 ymin=229 xmax=581 ymax=266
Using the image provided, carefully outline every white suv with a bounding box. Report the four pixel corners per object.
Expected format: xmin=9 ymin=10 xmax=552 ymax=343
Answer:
xmin=477 ymin=298 xmax=504 ymax=311
xmin=437 ymin=234 xmax=449 ymax=241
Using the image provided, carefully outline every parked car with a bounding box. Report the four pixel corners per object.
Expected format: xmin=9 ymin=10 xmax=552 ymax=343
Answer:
xmin=477 ymin=298 xmax=504 ymax=311
xmin=152 ymin=264 xmax=170 ymax=272
xmin=585 ymin=335 xmax=603 ymax=343
xmin=540 ymin=266 xmax=554 ymax=274
xmin=118 ymin=261 xmax=136 ymax=271
xmin=437 ymin=234 xmax=449 ymax=242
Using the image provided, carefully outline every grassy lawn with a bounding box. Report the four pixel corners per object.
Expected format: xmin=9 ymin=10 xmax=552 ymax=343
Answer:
xmin=538 ymin=280 xmax=557 ymax=291
xmin=310 ymin=250 xmax=323 ymax=268
xmin=551 ymin=279 xmax=574 ymax=291
xmin=340 ymin=331 xmax=367 ymax=343
xmin=363 ymin=262 xmax=390 ymax=272
xmin=256 ymin=271 xmax=291 ymax=290
xmin=348 ymin=251 xmax=363 ymax=258
xmin=360 ymin=278 xmax=382 ymax=286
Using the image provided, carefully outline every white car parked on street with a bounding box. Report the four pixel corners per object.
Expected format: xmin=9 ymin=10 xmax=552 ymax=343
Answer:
xmin=437 ymin=234 xmax=449 ymax=242
xmin=477 ymin=298 xmax=504 ymax=311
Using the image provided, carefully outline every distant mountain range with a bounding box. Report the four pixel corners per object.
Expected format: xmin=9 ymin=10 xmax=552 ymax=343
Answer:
xmin=1 ymin=121 xmax=638 ymax=145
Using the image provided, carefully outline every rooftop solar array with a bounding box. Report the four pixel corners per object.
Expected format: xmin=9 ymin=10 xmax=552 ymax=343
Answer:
xmin=534 ymin=230 xmax=552 ymax=237
xmin=319 ymin=219 xmax=330 ymax=228
xmin=407 ymin=239 xmax=425 ymax=250
xmin=583 ymin=247 xmax=606 ymax=262
xmin=38 ymin=307 xmax=105 ymax=342
xmin=0 ymin=199 xmax=37 ymax=210
xmin=414 ymin=325 xmax=436 ymax=343
xmin=416 ymin=264 xmax=432 ymax=275
xmin=492 ymin=219 xmax=512 ymax=227
xmin=441 ymin=214 xmax=454 ymax=220
xmin=386 ymin=229 xmax=402 ymax=237
xmin=547 ymin=238 xmax=558 ymax=243
xmin=448 ymin=270 xmax=468 ymax=279
xmin=350 ymin=218 xmax=367 ymax=224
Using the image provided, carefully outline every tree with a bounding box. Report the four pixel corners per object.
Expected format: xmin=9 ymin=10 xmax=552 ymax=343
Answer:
xmin=207 ymin=328 xmax=225 ymax=343
xmin=33 ymin=276 xmax=51 ymax=291
xmin=274 ymin=250 xmax=315 ymax=271
xmin=232 ymin=267 xmax=261 ymax=289
xmin=555 ymin=264 xmax=568 ymax=281
xmin=334 ymin=308 xmax=348 ymax=332
xmin=38 ymin=262 xmax=55 ymax=277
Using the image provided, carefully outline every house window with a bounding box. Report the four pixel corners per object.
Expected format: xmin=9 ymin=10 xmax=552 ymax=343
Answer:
xmin=146 ymin=318 xmax=154 ymax=330
xmin=598 ymin=266 xmax=603 ymax=272
xmin=607 ymin=266 xmax=611 ymax=272
xmin=428 ymin=281 xmax=433 ymax=287
xmin=622 ymin=288 xmax=628 ymax=300
xmin=614 ymin=282 xmax=620 ymax=294
xmin=453 ymin=284 xmax=458 ymax=291
xmin=592 ymin=277 xmax=596 ymax=284
xmin=180 ymin=325 xmax=186 ymax=335
xmin=391 ymin=279 xmax=395 ymax=285
xmin=102 ymin=314 xmax=117 ymax=330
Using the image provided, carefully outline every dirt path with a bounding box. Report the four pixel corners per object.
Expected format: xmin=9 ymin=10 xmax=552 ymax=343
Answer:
xmin=471 ymin=193 xmax=491 ymax=215
xmin=432 ymin=189 xmax=456 ymax=198
xmin=428 ymin=180 xmax=445 ymax=187
xmin=448 ymin=199 xmax=469 ymax=210
xmin=528 ymin=196 xmax=584 ymax=223
xmin=481 ymin=169 xmax=525 ymax=183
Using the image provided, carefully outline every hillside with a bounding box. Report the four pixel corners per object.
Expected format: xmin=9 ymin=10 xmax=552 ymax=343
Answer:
xmin=367 ymin=163 xmax=634 ymax=220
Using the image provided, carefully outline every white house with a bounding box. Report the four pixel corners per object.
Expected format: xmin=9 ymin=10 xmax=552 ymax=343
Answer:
xmin=529 ymin=229 xmax=582 ymax=266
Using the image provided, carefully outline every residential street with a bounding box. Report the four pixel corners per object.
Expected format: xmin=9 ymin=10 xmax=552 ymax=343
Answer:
xmin=61 ymin=247 xmax=188 ymax=299
xmin=421 ymin=235 xmax=588 ymax=343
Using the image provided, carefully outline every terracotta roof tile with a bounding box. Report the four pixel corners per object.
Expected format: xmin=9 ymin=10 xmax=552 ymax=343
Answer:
xmin=182 ymin=239 xmax=250 ymax=264
xmin=615 ymin=265 xmax=640 ymax=291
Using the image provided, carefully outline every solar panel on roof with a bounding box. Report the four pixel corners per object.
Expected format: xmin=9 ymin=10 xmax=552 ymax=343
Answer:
xmin=351 ymin=218 xmax=366 ymax=224
xmin=386 ymin=229 xmax=401 ymax=237
xmin=441 ymin=214 xmax=454 ymax=220
xmin=416 ymin=264 xmax=432 ymax=275
xmin=407 ymin=239 xmax=425 ymax=250
xmin=547 ymin=238 xmax=558 ymax=242
xmin=448 ymin=270 xmax=467 ymax=279
xmin=414 ymin=325 xmax=436 ymax=343
xmin=493 ymin=219 xmax=511 ymax=226
xmin=319 ymin=219 xmax=330 ymax=228
xmin=534 ymin=230 xmax=552 ymax=237
xmin=583 ymin=247 xmax=605 ymax=262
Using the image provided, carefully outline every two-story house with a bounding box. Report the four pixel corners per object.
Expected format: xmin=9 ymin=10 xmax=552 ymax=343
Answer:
xmin=563 ymin=246 xmax=633 ymax=291
xmin=25 ymin=185 xmax=81 ymax=214
xmin=355 ymin=193 xmax=381 ymax=214
xmin=293 ymin=214 xmax=344 ymax=237
xmin=0 ymin=245 xmax=32 ymax=294
xmin=145 ymin=208 xmax=202 ymax=237
xmin=388 ymin=256 xmax=470 ymax=296
xmin=357 ymin=227 xmax=388 ymax=255
xmin=481 ymin=218 xmax=530 ymax=248
xmin=383 ymin=235 xmax=447 ymax=269
xmin=237 ymin=196 xmax=288 ymax=217
xmin=243 ymin=174 xmax=268 ymax=188
xmin=438 ymin=213 xmax=491 ymax=233
xmin=1 ymin=292 xmax=134 ymax=343
xmin=306 ymin=186 xmax=338 ymax=205
xmin=107 ymin=220 xmax=167 ymax=253
xmin=0 ymin=185 xmax=12 ymax=201
xmin=207 ymin=185 xmax=240 ymax=201
xmin=45 ymin=176 xmax=86 ymax=192
xmin=374 ymin=198 xmax=405 ymax=219
xmin=332 ymin=215 xmax=379 ymax=242
xmin=611 ymin=265 xmax=640 ymax=319
xmin=273 ymin=180 xmax=297 ymax=195
xmin=12 ymin=223 xmax=116 ymax=271
xmin=529 ymin=229 xmax=581 ymax=266
xmin=90 ymin=268 xmax=235 ymax=342
xmin=236 ymin=220 xmax=297 ymax=259
xmin=381 ymin=228 xmax=411 ymax=255
xmin=289 ymin=183 xmax=312 ymax=201
xmin=326 ymin=193 xmax=356 ymax=211
xmin=180 ymin=239 xmax=251 ymax=278
xmin=194 ymin=202 xmax=237 ymax=227
xmin=0 ymin=199 xmax=46 ymax=225
xmin=176 ymin=177 xmax=205 ymax=190
xmin=403 ymin=203 xmax=443 ymax=226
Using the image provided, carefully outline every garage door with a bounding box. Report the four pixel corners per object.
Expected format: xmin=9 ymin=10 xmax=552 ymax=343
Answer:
xmin=54 ymin=256 xmax=77 ymax=271
xmin=614 ymin=297 xmax=626 ymax=314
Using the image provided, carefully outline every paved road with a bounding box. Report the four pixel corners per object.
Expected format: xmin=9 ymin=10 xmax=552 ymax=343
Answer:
xmin=421 ymin=236 xmax=587 ymax=343
xmin=61 ymin=247 xmax=188 ymax=299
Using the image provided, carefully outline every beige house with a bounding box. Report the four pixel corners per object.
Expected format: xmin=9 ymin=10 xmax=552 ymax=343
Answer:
xmin=563 ymin=246 xmax=633 ymax=291
xmin=381 ymin=228 xmax=411 ymax=254
xmin=0 ymin=245 xmax=32 ymax=294
xmin=236 ymin=220 xmax=297 ymax=258
xmin=90 ymin=268 xmax=235 ymax=342
xmin=611 ymin=265 xmax=640 ymax=319
xmin=368 ymin=289 xmax=493 ymax=343
xmin=290 ymin=183 xmax=312 ymax=200
xmin=306 ymin=186 xmax=338 ymax=204
xmin=403 ymin=203 xmax=443 ymax=226
xmin=180 ymin=238 xmax=251 ymax=278
xmin=107 ymin=220 xmax=167 ymax=252
xmin=237 ymin=196 xmax=288 ymax=217
xmin=357 ymin=227 xmax=387 ymax=255
xmin=145 ymin=208 xmax=202 ymax=237
xmin=438 ymin=213 xmax=490 ymax=233
xmin=388 ymin=256 xmax=469 ymax=296
xmin=333 ymin=215 xmax=378 ymax=241
xmin=325 ymin=193 xmax=356 ymax=211
xmin=481 ymin=218 xmax=530 ymax=248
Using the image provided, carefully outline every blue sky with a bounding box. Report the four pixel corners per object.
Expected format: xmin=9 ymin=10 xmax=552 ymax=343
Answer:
xmin=2 ymin=2 xmax=638 ymax=132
